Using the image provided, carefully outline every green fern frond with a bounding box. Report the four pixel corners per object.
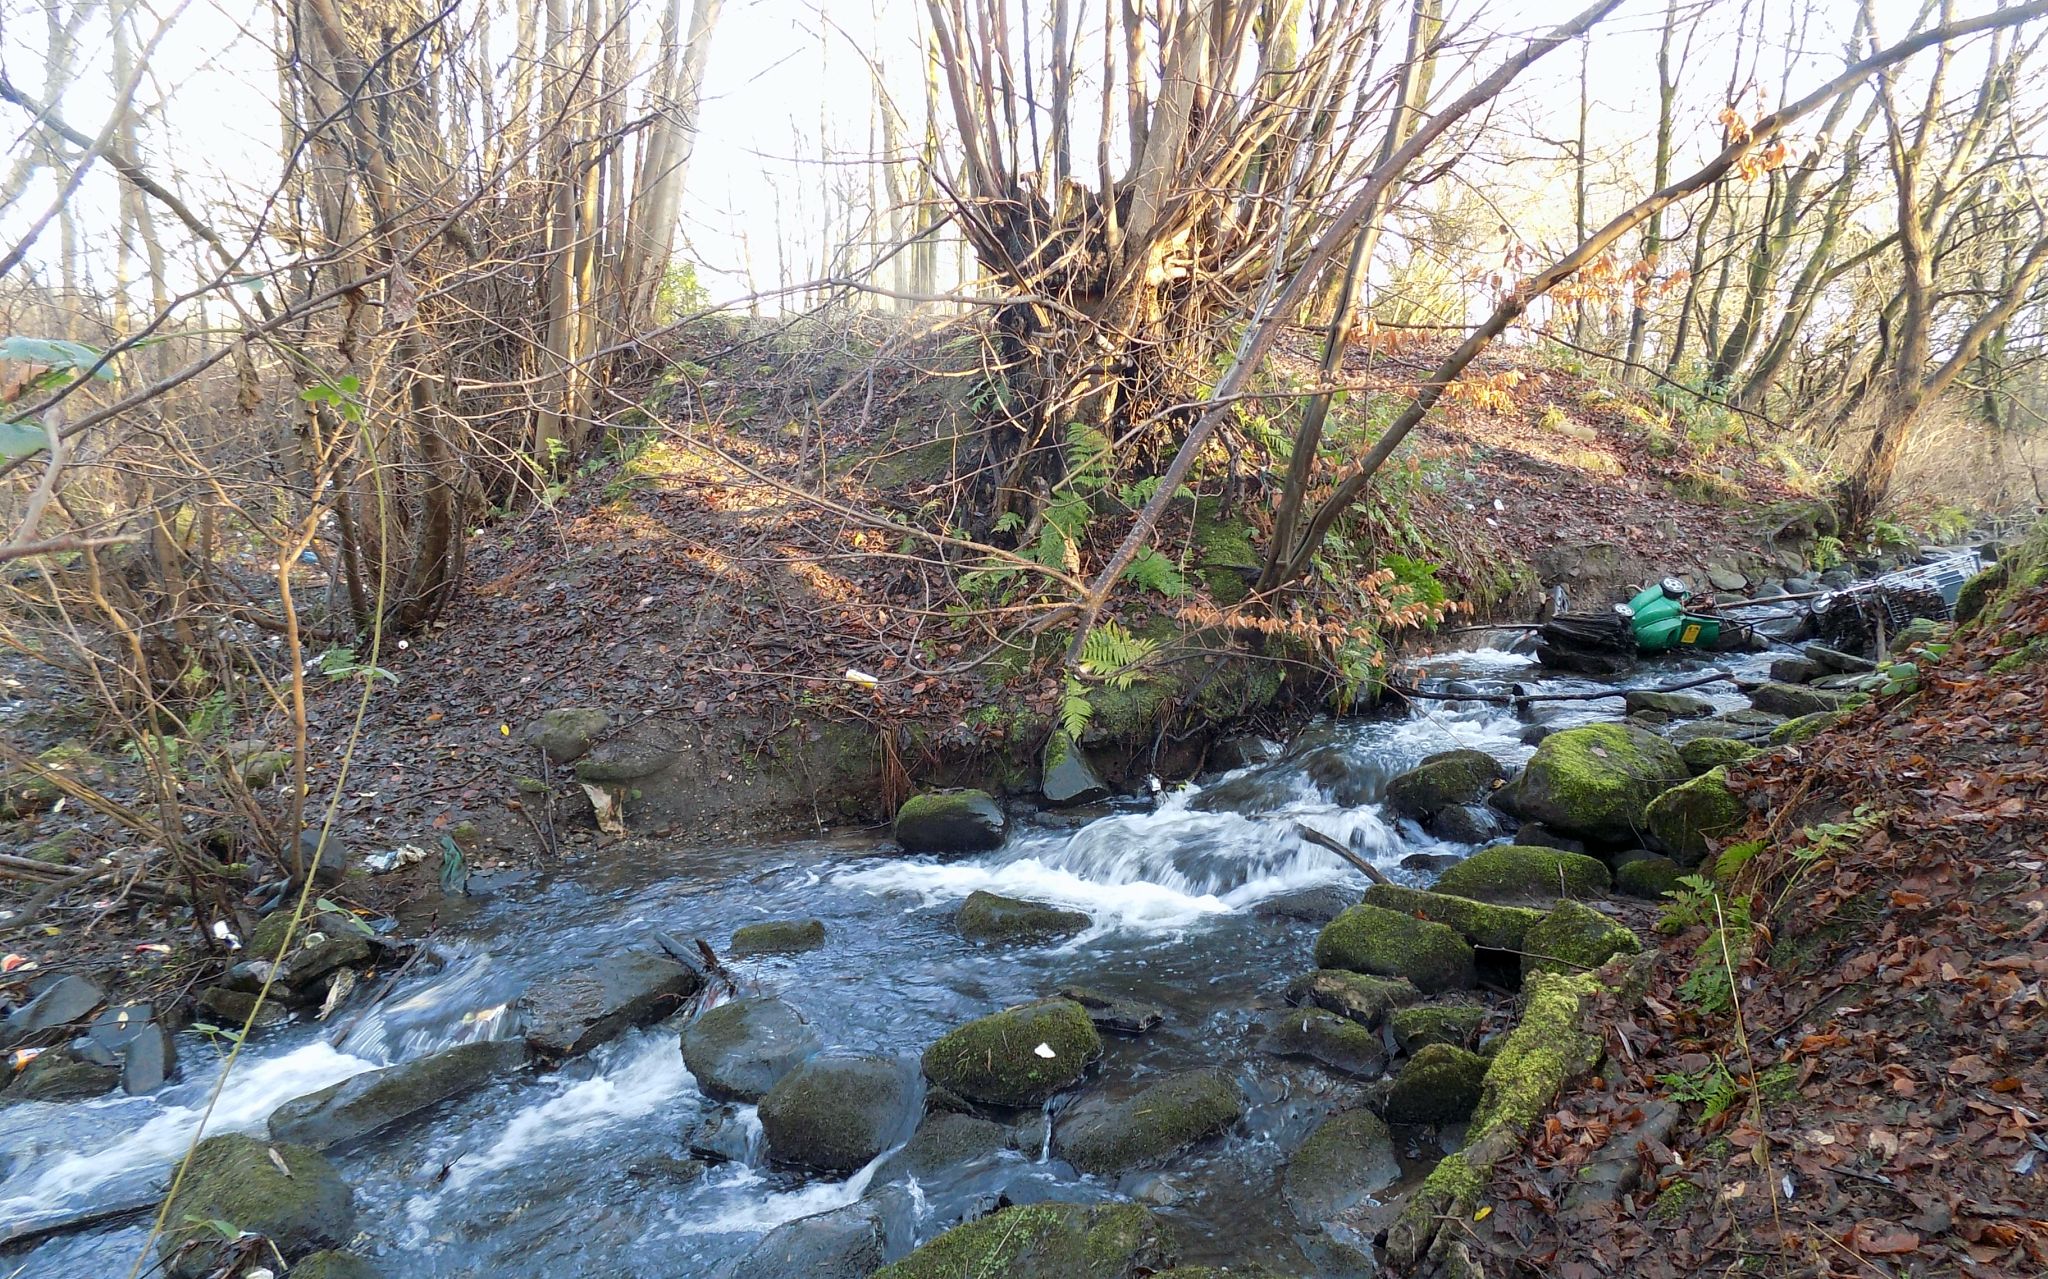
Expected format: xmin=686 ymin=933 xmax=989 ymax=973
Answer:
xmin=1121 ymin=548 xmax=1187 ymax=599
xmin=1059 ymin=676 xmax=1095 ymax=739
xmin=1078 ymin=621 xmax=1156 ymax=689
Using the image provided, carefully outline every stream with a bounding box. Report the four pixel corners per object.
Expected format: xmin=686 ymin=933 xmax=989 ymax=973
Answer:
xmin=0 ymin=589 xmax=1884 ymax=1276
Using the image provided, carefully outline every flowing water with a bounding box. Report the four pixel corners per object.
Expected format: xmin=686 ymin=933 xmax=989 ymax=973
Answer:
xmin=0 ymin=620 xmax=1818 ymax=1277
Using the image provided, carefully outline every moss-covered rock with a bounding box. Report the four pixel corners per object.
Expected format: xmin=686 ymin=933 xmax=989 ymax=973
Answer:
xmin=1614 ymin=853 xmax=1683 ymax=899
xmin=1313 ymin=904 xmax=1475 ymax=994
xmin=874 ymin=1111 xmax=1010 ymax=1183
xmin=1388 ymin=1001 xmax=1485 ymax=1053
xmin=1431 ymin=845 xmax=1611 ymax=904
xmin=873 ymin=1203 xmax=1174 ymax=1279
xmin=248 ymin=907 xmax=359 ymax=960
xmin=1769 ymin=710 xmax=1846 ymax=745
xmin=1678 ymin=737 xmax=1757 ymax=776
xmin=1282 ymin=969 xmax=1420 ymax=1026
xmin=729 ymin=918 xmax=827 ymax=956
xmin=759 ymin=1054 xmax=920 ymax=1172
xmin=288 ymin=1252 xmax=384 ymax=1279
xmin=6 ymin=1047 xmax=119 ymax=1102
xmin=922 ymin=998 xmax=1101 ymax=1107
xmin=161 ymin=1133 xmax=354 ymax=1277
xmin=1041 ymin=731 xmax=1111 ymax=805
xmin=1501 ymin=724 xmax=1686 ymax=846
xmin=1643 ymin=767 xmax=1745 ymax=866
xmin=1361 ymin=883 xmax=1544 ymax=951
xmin=1622 ymin=689 xmax=1713 ymax=718
xmin=1955 ymin=563 xmax=2006 ymax=626
xmin=956 ymin=891 xmax=1091 ymax=944
xmin=1521 ymin=900 xmax=1641 ymax=977
xmin=1258 ymin=1006 xmax=1388 ymax=1076
xmin=1749 ymin=682 xmax=1850 ymax=717
xmin=681 ymin=996 xmax=822 ymax=1102
xmin=1384 ymin=749 xmax=1503 ymax=820
xmin=0 ymin=743 xmax=102 ymax=817
xmin=1384 ymin=1044 xmax=1489 ymax=1125
xmin=1282 ymin=1109 xmax=1398 ymax=1223
xmin=1054 ymin=1069 xmax=1243 ymax=1174
xmin=894 ymin=789 xmax=1007 ymax=854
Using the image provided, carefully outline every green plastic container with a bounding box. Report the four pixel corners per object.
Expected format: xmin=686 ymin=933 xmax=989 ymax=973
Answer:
xmin=1624 ymin=579 xmax=1720 ymax=652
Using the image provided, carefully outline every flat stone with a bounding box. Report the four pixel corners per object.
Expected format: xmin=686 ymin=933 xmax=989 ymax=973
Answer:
xmin=730 ymin=1197 xmax=893 ymax=1279
xmin=7 ymin=1046 xmax=120 ymax=1102
xmin=1056 ymin=985 xmax=1164 ymax=1036
xmin=1 ymin=975 xmax=105 ymax=1046
xmin=1053 ymin=1069 xmax=1243 ymax=1175
xmin=269 ymin=1039 xmax=527 ymax=1150
xmin=1258 ymin=1006 xmax=1387 ymax=1077
xmin=1283 ymin=1109 xmax=1399 ymax=1223
xmin=1749 ymin=682 xmax=1851 ymax=717
xmin=957 ymin=891 xmax=1090 ymax=944
xmin=1769 ymin=656 xmax=1821 ymax=684
xmin=519 ymin=952 xmax=702 ymax=1060
xmin=1251 ymin=884 xmax=1358 ymax=923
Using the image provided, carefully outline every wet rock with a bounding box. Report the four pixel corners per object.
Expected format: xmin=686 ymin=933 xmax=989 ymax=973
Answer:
xmin=1519 ymin=722 xmax=1556 ymax=746
xmin=1362 ymin=883 xmax=1543 ymax=952
xmin=1627 ymin=709 xmax=1671 ymax=729
xmin=1522 ymin=901 xmax=1642 ymax=977
xmin=1622 ymin=689 xmax=1714 ymax=718
xmin=1041 ymin=733 xmax=1111 ymax=806
xmin=681 ymin=996 xmax=822 ymax=1103
xmin=1496 ymin=724 xmax=1687 ymax=847
xmin=1749 ymin=682 xmax=1851 ymax=717
xmin=108 ymin=1012 xmax=176 ymax=1095
xmin=1314 ymin=904 xmax=1474 ymax=994
xmin=1298 ymin=746 xmax=1389 ymax=807
xmin=194 ymin=986 xmax=288 ymax=1030
xmin=248 ymin=907 xmax=359 ymax=959
xmin=1251 ymin=884 xmax=1357 ymax=924
xmin=1399 ymin=852 xmax=1463 ymax=877
xmin=1283 ymin=1109 xmax=1398 ymax=1223
xmin=1769 ymin=655 xmax=1821 ymax=684
xmin=1769 ymin=710 xmax=1847 ymax=745
xmin=6 ymin=1046 xmax=119 ymax=1102
xmin=1258 ymin=1006 xmax=1388 ymax=1076
xmin=1614 ymin=853 xmax=1683 ymax=899
xmin=1388 ymin=1001 xmax=1485 ymax=1053
xmin=519 ymin=951 xmax=702 ymax=1061
xmin=161 ymin=1133 xmax=354 ymax=1278
xmin=1805 ymin=644 xmax=1876 ymax=674
xmin=687 ymin=1106 xmax=760 ymax=1163
xmin=894 ymin=789 xmax=1007 ymax=854
xmin=1055 ymin=986 xmax=1163 ymax=1037
xmin=1383 ymin=749 xmax=1503 ymax=821
xmin=874 ymin=1111 xmax=1010 ymax=1183
xmin=956 ymin=891 xmax=1091 ymax=944
xmin=1432 ymin=844 xmax=1611 ymax=905
xmin=1426 ymin=803 xmax=1503 ymax=844
xmin=1667 ymin=708 xmax=1783 ymax=744
xmin=1383 ymin=1044 xmax=1489 ymax=1125
xmin=922 ymin=998 xmax=1101 ymax=1107
xmin=1643 ymin=768 xmax=1745 ymax=867
xmin=730 ymin=1197 xmax=892 ymax=1279
xmin=729 ymin=918 xmax=827 ymax=956
xmin=521 ymin=707 xmax=610 ymax=764
xmin=873 ymin=1202 xmax=1173 ymax=1279
xmin=760 ymin=1054 xmax=921 ymax=1173
xmin=293 ymin=829 xmax=354 ymax=888
xmin=1 ymin=974 xmax=105 ymax=1046
xmin=1678 ymin=737 xmax=1757 ymax=776
xmin=269 ymin=1038 xmax=527 ymax=1150
xmin=276 ymin=932 xmax=374 ymax=994
xmin=1188 ymin=770 xmax=1297 ymax=815
xmin=1054 ymin=1069 xmax=1243 ymax=1174
xmin=286 ymin=1253 xmax=384 ymax=1279
xmin=1208 ymin=735 xmax=1280 ymax=772
xmin=1284 ymin=969 xmax=1420 ymax=1026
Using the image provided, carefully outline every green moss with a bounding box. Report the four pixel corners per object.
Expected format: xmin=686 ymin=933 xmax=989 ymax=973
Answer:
xmin=1284 ymin=968 xmax=1421 ymax=1026
xmin=1768 ymin=710 xmax=1845 ymax=746
xmin=1260 ymin=1005 xmax=1388 ymax=1075
xmin=1384 ymin=750 xmax=1504 ymax=819
xmin=1678 ymin=737 xmax=1757 ymax=776
xmin=1615 ymin=854 xmax=1683 ymax=899
xmin=1954 ymin=564 xmax=2006 ymax=626
xmin=1054 ymin=1069 xmax=1242 ymax=1174
xmin=1643 ymin=768 xmax=1746 ymax=867
xmin=288 ymin=1254 xmax=384 ymax=1279
xmin=1431 ymin=845 xmax=1611 ymax=904
xmin=1521 ymin=900 xmax=1642 ymax=977
xmin=1506 ymin=723 xmax=1687 ymax=846
xmin=1650 ymin=1178 xmax=1702 ymax=1221
xmin=1313 ymin=904 xmax=1475 ymax=994
xmin=28 ymin=830 xmax=78 ymax=864
xmin=1192 ymin=515 xmax=1260 ymax=606
xmin=1388 ymin=1001 xmax=1485 ymax=1053
xmin=921 ymin=998 xmax=1102 ymax=1107
xmin=249 ymin=906 xmax=357 ymax=959
xmin=729 ymin=919 xmax=827 ymax=956
xmin=161 ymin=1133 xmax=354 ymax=1277
xmin=1362 ymin=883 xmax=1544 ymax=951
xmin=1469 ymin=971 xmax=1603 ymax=1143
xmin=1991 ymin=636 xmax=2048 ymax=673
xmin=1391 ymin=1152 xmax=1484 ymax=1251
xmin=956 ymin=891 xmax=1091 ymax=944
xmin=1385 ymin=1044 xmax=1490 ymax=1124
xmin=1282 ymin=1109 xmax=1399 ymax=1221
xmin=874 ymin=1203 xmax=1172 ymax=1279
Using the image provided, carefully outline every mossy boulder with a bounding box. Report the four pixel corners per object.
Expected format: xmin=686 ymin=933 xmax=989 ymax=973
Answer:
xmin=1282 ymin=969 xmax=1420 ymax=1027
xmin=894 ymin=789 xmax=1007 ymax=854
xmin=1282 ymin=1109 xmax=1399 ymax=1223
xmin=1623 ymin=689 xmax=1714 ymax=718
xmin=921 ymin=998 xmax=1101 ymax=1107
xmin=1500 ymin=724 xmax=1686 ymax=846
xmin=1614 ymin=853 xmax=1683 ymax=899
xmin=288 ymin=1252 xmax=384 ymax=1279
xmin=1054 ymin=1069 xmax=1243 ymax=1174
xmin=1041 ymin=732 xmax=1111 ymax=805
xmin=1384 ymin=749 xmax=1503 ymax=820
xmin=1388 ymin=1001 xmax=1485 ymax=1053
xmin=681 ymin=996 xmax=822 ymax=1102
xmin=1362 ymin=883 xmax=1544 ymax=951
xmin=956 ymin=891 xmax=1091 ymax=944
xmin=1643 ymin=767 xmax=1745 ymax=866
xmin=1258 ymin=1006 xmax=1388 ymax=1076
xmin=874 ymin=1111 xmax=1010 ymax=1183
xmin=1313 ymin=904 xmax=1475 ymax=994
xmin=1521 ymin=901 xmax=1641 ymax=977
xmin=6 ymin=1047 xmax=119 ymax=1102
xmin=269 ymin=1039 xmax=526 ymax=1150
xmin=1384 ymin=1044 xmax=1490 ymax=1125
xmin=875 ymin=1203 xmax=1174 ymax=1279
xmin=248 ymin=907 xmax=362 ymax=960
xmin=1749 ymin=682 xmax=1850 ymax=717
xmin=1955 ymin=563 xmax=2006 ymax=626
xmin=521 ymin=707 xmax=611 ymax=763
xmin=729 ymin=919 xmax=827 ymax=956
xmin=1431 ymin=845 xmax=1611 ymax=904
xmin=759 ymin=1054 xmax=921 ymax=1172
xmin=1678 ymin=737 xmax=1757 ymax=776
xmin=1769 ymin=710 xmax=1846 ymax=745
xmin=161 ymin=1133 xmax=354 ymax=1277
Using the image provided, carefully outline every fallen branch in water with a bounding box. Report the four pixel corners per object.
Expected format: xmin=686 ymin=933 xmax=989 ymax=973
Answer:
xmin=1388 ymin=669 xmax=1733 ymax=705
xmin=1295 ymin=823 xmax=1392 ymax=886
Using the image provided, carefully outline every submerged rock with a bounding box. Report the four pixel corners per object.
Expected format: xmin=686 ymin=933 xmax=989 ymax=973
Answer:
xmin=1283 ymin=1109 xmax=1399 ymax=1223
xmin=1383 ymin=1044 xmax=1489 ymax=1125
xmin=519 ymin=951 xmax=701 ymax=1061
xmin=874 ymin=1110 xmax=1011 ymax=1184
xmin=681 ymin=996 xmax=822 ymax=1103
xmin=1361 ymin=883 xmax=1543 ymax=952
xmin=1497 ymin=723 xmax=1687 ymax=847
xmin=956 ymin=891 xmax=1091 ymax=944
xmin=1643 ymin=767 xmax=1746 ymax=866
xmin=1388 ymin=1001 xmax=1485 ymax=1053
xmin=1431 ymin=845 xmax=1611 ymax=905
xmin=873 ymin=1202 xmax=1174 ymax=1279
xmin=894 ymin=789 xmax=1007 ymax=854
xmin=922 ymin=998 xmax=1101 ymax=1107
xmin=1283 ymin=969 xmax=1420 ymax=1027
xmin=1251 ymin=884 xmax=1357 ymax=924
xmin=1259 ymin=1006 xmax=1388 ymax=1076
xmin=1521 ymin=901 xmax=1642 ymax=977
xmin=1428 ymin=803 xmax=1504 ymax=844
xmin=288 ymin=1252 xmax=384 ymax=1279
xmin=1054 ymin=1069 xmax=1243 ymax=1174
xmin=730 ymin=1196 xmax=895 ymax=1279
xmin=161 ymin=1133 xmax=354 ymax=1278
xmin=269 ymin=1039 xmax=527 ymax=1150
xmin=728 ymin=918 xmax=827 ymax=956
xmin=1384 ymin=749 xmax=1503 ymax=820
xmin=1313 ymin=904 xmax=1475 ymax=994
xmin=687 ymin=1105 xmax=761 ymax=1164
xmin=759 ymin=1054 xmax=921 ymax=1172
xmin=1056 ymin=985 xmax=1164 ymax=1036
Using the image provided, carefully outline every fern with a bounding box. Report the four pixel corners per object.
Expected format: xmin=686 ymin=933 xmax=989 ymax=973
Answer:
xmin=1059 ymin=676 xmax=1094 ymax=739
xmin=991 ymin=511 xmax=1024 ymax=534
xmin=1077 ymin=621 xmax=1155 ymax=688
xmin=1121 ymin=548 xmax=1187 ymax=599
xmin=1065 ymin=423 xmax=1112 ymax=493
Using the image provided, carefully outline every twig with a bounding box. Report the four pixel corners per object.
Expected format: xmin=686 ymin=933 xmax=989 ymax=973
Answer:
xmin=1295 ymin=823 xmax=1392 ymax=885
